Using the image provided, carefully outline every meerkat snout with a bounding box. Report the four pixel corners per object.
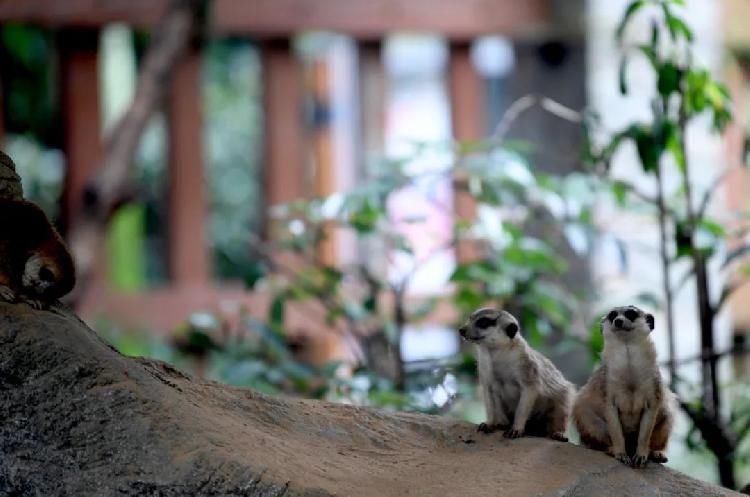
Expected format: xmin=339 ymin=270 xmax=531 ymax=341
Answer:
xmin=458 ymin=325 xmax=468 ymax=338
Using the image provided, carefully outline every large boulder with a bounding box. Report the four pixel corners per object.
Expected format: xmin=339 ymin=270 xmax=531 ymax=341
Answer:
xmin=0 ymin=151 xmax=23 ymax=201
xmin=0 ymin=302 xmax=741 ymax=496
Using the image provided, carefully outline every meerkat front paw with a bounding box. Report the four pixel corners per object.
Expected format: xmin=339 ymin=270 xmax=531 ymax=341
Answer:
xmin=649 ymin=451 xmax=668 ymax=463
xmin=631 ymin=453 xmax=649 ymax=468
xmin=607 ymin=448 xmax=631 ymax=466
xmin=504 ymin=428 xmax=524 ymax=439
xmin=477 ymin=422 xmax=507 ymax=434
xmin=23 ymin=298 xmax=47 ymax=310
xmin=550 ymin=432 xmax=569 ymax=442
xmin=0 ymin=286 xmax=16 ymax=302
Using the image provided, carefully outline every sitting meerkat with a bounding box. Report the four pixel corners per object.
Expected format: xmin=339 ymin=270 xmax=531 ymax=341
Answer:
xmin=0 ymin=198 xmax=76 ymax=309
xmin=459 ymin=308 xmax=574 ymax=441
xmin=573 ymin=305 xmax=674 ymax=468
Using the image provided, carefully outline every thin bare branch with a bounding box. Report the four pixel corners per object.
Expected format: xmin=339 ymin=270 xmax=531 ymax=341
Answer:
xmin=68 ymin=0 xmax=205 ymax=304
xmin=697 ymin=168 xmax=733 ymax=221
xmin=490 ymin=94 xmax=583 ymax=143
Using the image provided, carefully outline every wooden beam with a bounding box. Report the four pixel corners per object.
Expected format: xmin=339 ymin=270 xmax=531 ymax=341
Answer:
xmin=167 ymin=50 xmax=211 ymax=287
xmin=216 ymin=0 xmax=549 ymax=39
xmin=0 ymin=0 xmax=166 ymax=28
xmin=60 ymin=29 xmax=103 ymax=230
xmin=448 ymin=41 xmax=484 ymax=263
xmin=261 ymin=38 xmax=307 ymax=239
xmin=0 ymin=0 xmax=550 ymax=39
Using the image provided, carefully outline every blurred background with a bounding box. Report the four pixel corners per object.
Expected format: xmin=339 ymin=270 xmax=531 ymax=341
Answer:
xmin=2 ymin=0 xmax=750 ymax=490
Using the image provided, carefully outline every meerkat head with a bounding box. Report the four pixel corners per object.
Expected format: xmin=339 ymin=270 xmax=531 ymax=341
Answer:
xmin=601 ymin=305 xmax=654 ymax=341
xmin=22 ymin=253 xmax=61 ymax=297
xmin=458 ymin=308 xmax=520 ymax=347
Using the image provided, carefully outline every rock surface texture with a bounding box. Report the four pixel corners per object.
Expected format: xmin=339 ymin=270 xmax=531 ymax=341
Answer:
xmin=0 ymin=151 xmax=23 ymax=201
xmin=0 ymin=302 xmax=742 ymax=496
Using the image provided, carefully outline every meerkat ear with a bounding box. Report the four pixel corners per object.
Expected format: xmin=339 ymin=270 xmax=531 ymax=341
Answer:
xmin=505 ymin=322 xmax=519 ymax=338
xmin=645 ymin=313 xmax=655 ymax=331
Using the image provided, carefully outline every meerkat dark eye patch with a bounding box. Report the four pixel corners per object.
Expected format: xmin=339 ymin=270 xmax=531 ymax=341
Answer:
xmin=39 ymin=267 xmax=55 ymax=282
xmin=505 ymin=322 xmax=519 ymax=338
xmin=606 ymin=310 xmax=618 ymax=322
xmin=624 ymin=309 xmax=639 ymax=321
xmin=475 ymin=317 xmax=497 ymax=329
xmin=645 ymin=313 xmax=655 ymax=330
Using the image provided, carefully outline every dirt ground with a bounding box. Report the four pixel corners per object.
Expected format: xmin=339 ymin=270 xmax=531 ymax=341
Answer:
xmin=0 ymin=302 xmax=741 ymax=496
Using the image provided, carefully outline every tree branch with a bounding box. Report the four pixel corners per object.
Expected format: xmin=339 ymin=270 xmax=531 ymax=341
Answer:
xmin=67 ymin=0 xmax=205 ymax=303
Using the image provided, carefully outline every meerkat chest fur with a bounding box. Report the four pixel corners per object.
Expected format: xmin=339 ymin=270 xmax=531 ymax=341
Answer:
xmin=604 ymin=338 xmax=662 ymax=432
xmin=477 ymin=343 xmax=527 ymax=408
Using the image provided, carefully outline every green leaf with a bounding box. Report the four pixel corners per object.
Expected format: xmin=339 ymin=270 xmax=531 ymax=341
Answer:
xmin=269 ymin=294 xmax=286 ymax=330
xmin=616 ymin=0 xmax=646 ymax=42
xmin=665 ymin=123 xmax=686 ymax=172
xmin=611 ymin=181 xmax=629 ymax=206
xmin=637 ymin=45 xmax=659 ymax=69
xmin=588 ymin=318 xmax=604 ymax=363
xmin=657 ymin=62 xmax=682 ymax=97
xmin=712 ymin=107 xmax=732 ymax=132
xmin=674 ymin=220 xmax=692 ymax=258
xmin=667 ymin=15 xmax=693 ymax=42
xmin=650 ymin=19 xmax=660 ymax=48
xmin=661 ymin=3 xmax=677 ymax=40
xmin=698 ymin=218 xmax=726 ymax=238
xmin=633 ymin=125 xmax=662 ymax=172
xmin=454 ymin=286 xmax=484 ymax=311
xmin=243 ymin=261 xmax=267 ymax=290
xmin=349 ymin=199 xmax=382 ymax=233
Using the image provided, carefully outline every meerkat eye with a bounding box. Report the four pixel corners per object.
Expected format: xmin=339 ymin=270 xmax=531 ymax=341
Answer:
xmin=475 ymin=317 xmax=497 ymax=329
xmin=606 ymin=310 xmax=618 ymax=322
xmin=624 ymin=309 xmax=639 ymax=321
xmin=39 ymin=267 xmax=55 ymax=282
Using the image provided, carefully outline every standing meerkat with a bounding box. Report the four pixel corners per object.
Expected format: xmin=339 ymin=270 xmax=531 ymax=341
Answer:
xmin=573 ymin=305 xmax=674 ymax=468
xmin=459 ymin=308 xmax=574 ymax=441
xmin=0 ymin=198 xmax=76 ymax=309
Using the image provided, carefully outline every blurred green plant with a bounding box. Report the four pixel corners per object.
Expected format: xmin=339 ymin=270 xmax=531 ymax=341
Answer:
xmin=251 ymin=146 xmax=593 ymax=380
xmin=203 ymin=39 xmax=263 ymax=280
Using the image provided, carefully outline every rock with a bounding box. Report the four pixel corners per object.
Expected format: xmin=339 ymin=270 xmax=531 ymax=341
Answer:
xmin=0 ymin=151 xmax=24 ymax=200
xmin=0 ymin=302 xmax=741 ymax=496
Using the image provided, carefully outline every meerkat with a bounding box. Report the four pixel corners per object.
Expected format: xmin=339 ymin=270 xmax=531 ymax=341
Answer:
xmin=573 ymin=305 xmax=674 ymax=468
xmin=459 ymin=308 xmax=575 ymax=441
xmin=0 ymin=198 xmax=76 ymax=309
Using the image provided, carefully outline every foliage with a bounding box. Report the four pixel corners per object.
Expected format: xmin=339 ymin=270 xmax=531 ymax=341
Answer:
xmin=99 ymin=314 xmax=482 ymax=417
xmin=249 ymin=143 xmax=596 ymax=390
xmin=0 ymin=25 xmax=58 ymax=145
xmin=203 ymin=40 xmax=263 ymax=280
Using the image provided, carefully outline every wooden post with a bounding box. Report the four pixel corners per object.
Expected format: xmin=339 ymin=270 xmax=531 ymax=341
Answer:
xmin=310 ymin=58 xmax=337 ymax=265
xmin=357 ymin=40 xmax=385 ymax=178
xmin=60 ymin=29 xmax=103 ymax=232
xmin=448 ymin=40 xmax=484 ymax=263
xmin=261 ymin=38 xmax=307 ymax=240
xmin=167 ymin=50 xmax=211 ymax=287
